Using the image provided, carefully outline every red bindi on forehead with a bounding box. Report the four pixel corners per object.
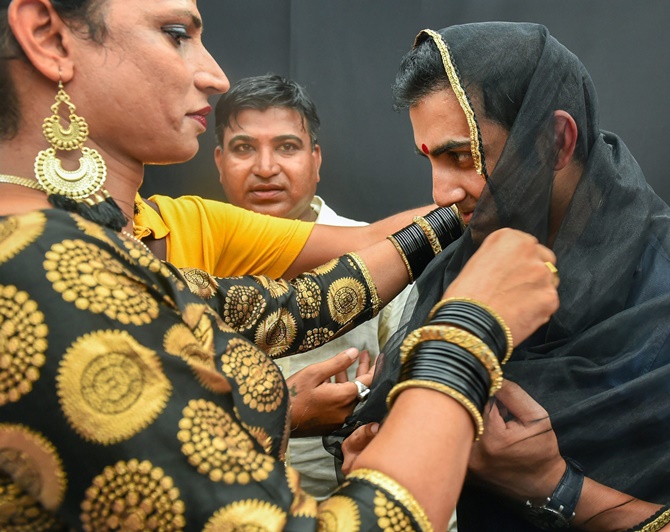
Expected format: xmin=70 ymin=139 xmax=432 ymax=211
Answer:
xmin=421 ymin=144 xmax=429 ymax=154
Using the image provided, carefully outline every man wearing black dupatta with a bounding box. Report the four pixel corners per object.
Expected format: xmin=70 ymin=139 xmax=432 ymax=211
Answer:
xmin=331 ymin=22 xmax=670 ymax=531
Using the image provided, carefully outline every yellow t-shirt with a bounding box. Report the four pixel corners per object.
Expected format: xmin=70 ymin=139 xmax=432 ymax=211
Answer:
xmin=133 ymin=194 xmax=314 ymax=278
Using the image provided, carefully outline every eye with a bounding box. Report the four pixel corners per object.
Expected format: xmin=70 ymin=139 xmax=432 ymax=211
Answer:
xmin=232 ymin=143 xmax=254 ymax=153
xmin=451 ymin=151 xmax=473 ymax=167
xmin=162 ymin=25 xmax=192 ymax=46
xmin=278 ymin=143 xmax=299 ymax=153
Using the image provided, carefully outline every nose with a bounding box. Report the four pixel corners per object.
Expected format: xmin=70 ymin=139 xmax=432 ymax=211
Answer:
xmin=195 ymin=46 xmax=230 ymax=96
xmin=431 ymin=167 xmax=467 ymax=207
xmin=253 ymin=147 xmax=281 ymax=178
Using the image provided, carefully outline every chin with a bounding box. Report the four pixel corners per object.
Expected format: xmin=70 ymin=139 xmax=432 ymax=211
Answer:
xmin=147 ymin=144 xmax=199 ymax=165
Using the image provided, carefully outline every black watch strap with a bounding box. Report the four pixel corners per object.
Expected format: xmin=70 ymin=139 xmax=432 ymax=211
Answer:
xmin=525 ymin=457 xmax=585 ymax=527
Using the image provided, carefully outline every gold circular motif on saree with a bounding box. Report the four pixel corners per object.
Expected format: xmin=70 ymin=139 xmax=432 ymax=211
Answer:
xmin=317 ymin=495 xmax=361 ymax=532
xmin=164 ymin=304 xmax=217 ymax=365
xmin=220 ymin=338 xmax=284 ymax=413
xmin=57 ymin=330 xmax=172 ymax=445
xmin=74 ymin=217 xmax=168 ymax=276
xmin=222 ymin=284 xmax=266 ymax=332
xmin=286 ymin=466 xmax=318 ymax=519
xmin=0 ymin=285 xmax=48 ymax=406
xmin=305 ymin=257 xmax=339 ymax=276
xmin=188 ymin=360 xmax=233 ymax=395
xmin=374 ymin=490 xmax=413 ymax=532
xmin=180 ymin=267 xmax=219 ymax=299
xmin=0 ymin=475 xmax=64 ymax=532
xmin=0 ymin=211 xmax=45 ymax=266
xmin=80 ymin=458 xmax=185 ymax=532
xmin=164 ymin=324 xmax=215 ymax=367
xmin=177 ymin=399 xmax=276 ymax=484
xmin=203 ymin=499 xmax=287 ymax=531
xmin=253 ymin=308 xmax=298 ymax=359
xmin=252 ymin=275 xmax=291 ymax=298
xmin=236 ymin=408 xmax=273 ymax=454
xmin=297 ymin=327 xmax=335 ymax=353
xmin=293 ymin=277 xmax=322 ymax=319
xmin=0 ymin=424 xmax=67 ymax=512
xmin=327 ymin=278 xmax=367 ymax=326
xmin=43 ymin=239 xmax=159 ymax=325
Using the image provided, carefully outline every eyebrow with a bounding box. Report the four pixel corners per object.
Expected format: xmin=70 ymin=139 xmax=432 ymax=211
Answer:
xmin=415 ymin=139 xmax=471 ymax=158
xmin=187 ymin=11 xmax=203 ymax=30
xmin=170 ymin=9 xmax=202 ymax=30
xmin=227 ymin=134 xmax=304 ymax=146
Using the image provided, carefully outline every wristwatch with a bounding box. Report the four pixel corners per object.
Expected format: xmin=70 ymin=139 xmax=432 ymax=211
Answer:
xmin=524 ymin=457 xmax=584 ymax=529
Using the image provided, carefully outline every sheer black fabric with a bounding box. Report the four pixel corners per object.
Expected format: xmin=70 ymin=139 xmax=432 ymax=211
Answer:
xmin=327 ymin=22 xmax=670 ymax=529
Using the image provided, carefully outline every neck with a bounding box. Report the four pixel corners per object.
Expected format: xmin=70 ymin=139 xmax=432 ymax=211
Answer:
xmin=0 ymin=135 xmax=143 ymax=228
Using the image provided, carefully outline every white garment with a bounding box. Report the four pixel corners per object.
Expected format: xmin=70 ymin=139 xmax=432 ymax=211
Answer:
xmin=276 ymin=196 xmax=410 ymax=499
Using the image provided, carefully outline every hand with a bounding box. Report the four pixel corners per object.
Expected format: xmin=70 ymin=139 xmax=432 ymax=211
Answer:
xmin=341 ymin=422 xmax=380 ymax=475
xmin=468 ymin=380 xmax=566 ymax=503
xmin=287 ymin=348 xmax=374 ymax=437
xmin=444 ymin=227 xmax=560 ymax=346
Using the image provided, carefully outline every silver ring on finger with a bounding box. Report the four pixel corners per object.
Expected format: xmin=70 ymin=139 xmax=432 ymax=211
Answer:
xmin=354 ymin=380 xmax=370 ymax=401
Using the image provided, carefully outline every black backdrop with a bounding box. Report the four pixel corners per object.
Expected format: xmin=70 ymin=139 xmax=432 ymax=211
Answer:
xmin=141 ymin=0 xmax=670 ymax=222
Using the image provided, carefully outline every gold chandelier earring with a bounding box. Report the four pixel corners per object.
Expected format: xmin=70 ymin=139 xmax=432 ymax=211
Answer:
xmin=34 ymin=79 xmax=126 ymax=231
xmin=35 ymin=80 xmax=107 ymax=200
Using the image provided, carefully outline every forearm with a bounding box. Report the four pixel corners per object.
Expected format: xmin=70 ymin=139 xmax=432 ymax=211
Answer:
xmin=350 ymin=387 xmax=473 ymax=531
xmin=573 ymin=479 xmax=666 ymax=531
xmin=285 ymin=204 xmax=435 ymax=279
xmin=352 ymin=239 xmax=411 ymax=307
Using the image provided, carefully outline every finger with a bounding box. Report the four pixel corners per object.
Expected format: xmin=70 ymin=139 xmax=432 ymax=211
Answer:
xmin=334 ymin=369 xmax=348 ymax=384
xmin=310 ymin=348 xmax=359 ymax=382
xmin=495 ymin=380 xmax=548 ymax=424
xmin=483 ymin=398 xmax=507 ymax=435
xmin=341 ymin=423 xmax=380 ymax=475
xmin=355 ymin=350 xmax=371 ymax=377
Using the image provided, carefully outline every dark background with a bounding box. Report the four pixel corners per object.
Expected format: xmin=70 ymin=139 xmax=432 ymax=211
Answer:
xmin=141 ymin=0 xmax=670 ymax=222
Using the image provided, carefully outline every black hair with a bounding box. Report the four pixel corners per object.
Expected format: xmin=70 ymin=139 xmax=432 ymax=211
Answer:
xmin=392 ymin=25 xmax=589 ymax=162
xmin=392 ymin=30 xmax=539 ymax=133
xmin=214 ymin=74 xmax=320 ymax=149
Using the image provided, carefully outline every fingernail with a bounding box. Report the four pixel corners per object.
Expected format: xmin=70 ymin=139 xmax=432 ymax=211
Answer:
xmin=344 ymin=348 xmax=358 ymax=360
xmin=370 ymin=423 xmax=380 ymax=434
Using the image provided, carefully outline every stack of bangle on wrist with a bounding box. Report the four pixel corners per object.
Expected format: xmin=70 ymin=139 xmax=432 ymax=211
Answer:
xmin=387 ymin=205 xmax=462 ymax=282
xmin=429 ymin=297 xmax=513 ymax=363
xmin=387 ymin=299 xmax=512 ymax=440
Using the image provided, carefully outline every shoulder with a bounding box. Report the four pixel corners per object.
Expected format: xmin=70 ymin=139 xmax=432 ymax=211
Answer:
xmin=314 ymin=197 xmax=367 ymax=227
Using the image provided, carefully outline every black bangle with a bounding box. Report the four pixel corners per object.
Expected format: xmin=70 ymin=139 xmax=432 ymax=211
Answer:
xmin=429 ymin=300 xmax=508 ymax=364
xmin=389 ymin=206 xmax=463 ymax=280
xmin=402 ymin=341 xmax=491 ymax=395
xmin=424 ymin=206 xmax=463 ymax=248
xmin=400 ymin=340 xmax=490 ymax=414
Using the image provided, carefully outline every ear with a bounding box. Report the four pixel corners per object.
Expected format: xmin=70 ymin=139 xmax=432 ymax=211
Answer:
xmin=214 ymin=145 xmax=225 ymax=178
xmin=312 ymin=144 xmax=322 ymax=184
xmin=8 ymin=0 xmax=75 ymax=82
xmin=553 ymin=110 xmax=578 ymax=171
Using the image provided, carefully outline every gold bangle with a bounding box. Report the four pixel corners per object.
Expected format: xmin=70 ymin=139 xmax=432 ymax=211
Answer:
xmin=430 ymin=297 xmax=514 ymax=364
xmin=634 ymin=506 xmax=670 ymax=532
xmin=387 ymin=379 xmax=484 ymax=440
xmin=399 ymin=325 xmax=502 ymax=396
xmin=387 ymin=234 xmax=414 ymax=283
xmin=412 ymin=215 xmax=442 ymax=256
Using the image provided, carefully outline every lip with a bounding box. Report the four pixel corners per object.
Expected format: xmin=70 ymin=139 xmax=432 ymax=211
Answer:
xmin=459 ymin=210 xmax=474 ymax=225
xmin=187 ymin=105 xmax=212 ymax=129
xmin=249 ymin=184 xmax=285 ymax=200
